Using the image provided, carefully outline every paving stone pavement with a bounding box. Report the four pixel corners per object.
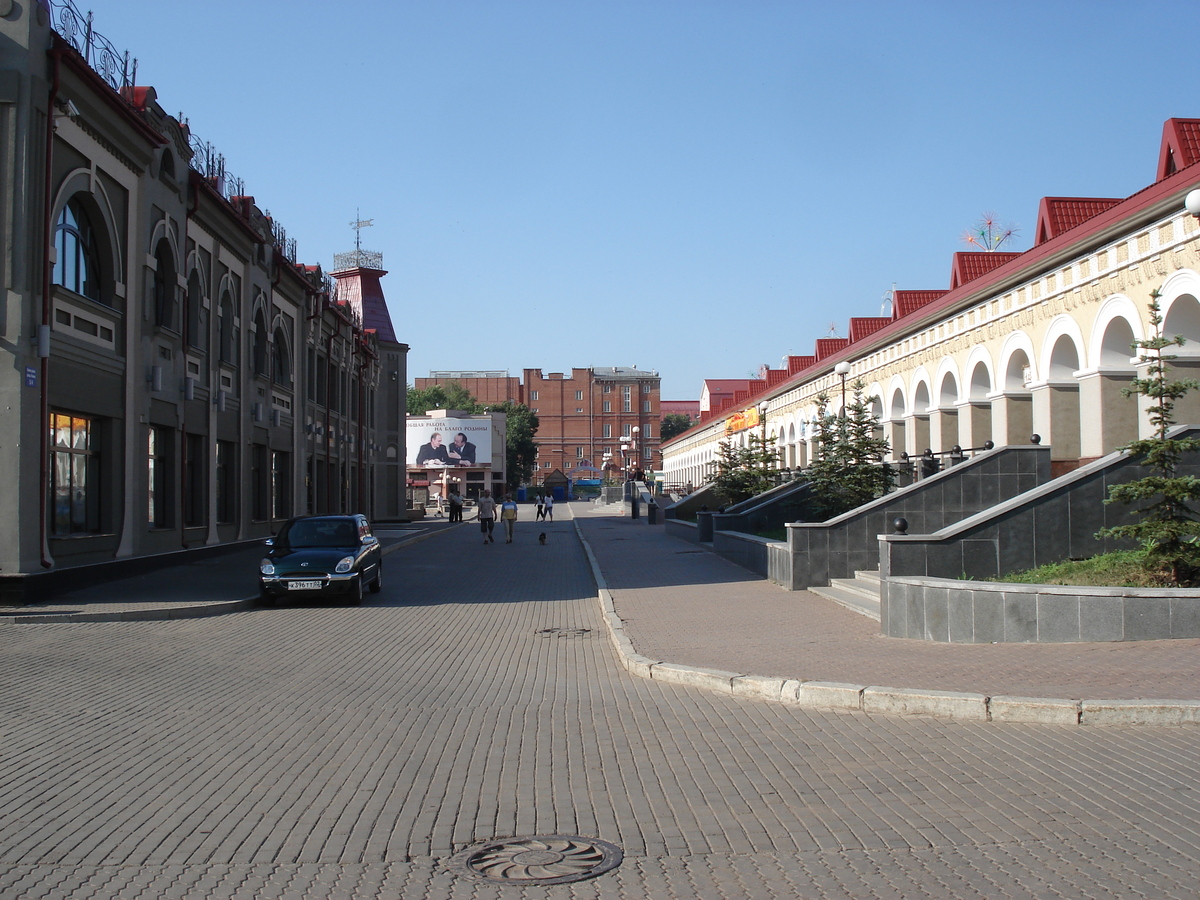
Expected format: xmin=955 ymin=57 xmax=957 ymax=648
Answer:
xmin=3 ymin=503 xmax=1199 ymax=898
xmin=575 ymin=511 xmax=1200 ymax=702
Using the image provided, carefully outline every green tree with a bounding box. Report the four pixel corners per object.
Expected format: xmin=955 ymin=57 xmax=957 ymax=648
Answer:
xmin=805 ymin=381 xmax=894 ymax=519
xmin=660 ymin=413 xmax=695 ymax=442
xmin=707 ymin=433 xmax=777 ymax=507
xmin=492 ymin=401 xmax=539 ymax=491
xmin=407 ymin=380 xmax=482 ymax=415
xmin=1098 ymin=290 xmax=1200 ymax=585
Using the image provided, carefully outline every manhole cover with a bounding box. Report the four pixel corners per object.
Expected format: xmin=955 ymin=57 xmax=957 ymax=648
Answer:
xmin=446 ymin=835 xmax=622 ymax=885
xmin=536 ymin=627 xmax=592 ymax=638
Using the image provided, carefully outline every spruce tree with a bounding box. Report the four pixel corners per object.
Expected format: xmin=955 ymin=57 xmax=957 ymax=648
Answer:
xmin=708 ymin=433 xmax=778 ymax=507
xmin=806 ymin=380 xmax=894 ymax=519
xmin=1098 ymin=290 xmax=1200 ymax=584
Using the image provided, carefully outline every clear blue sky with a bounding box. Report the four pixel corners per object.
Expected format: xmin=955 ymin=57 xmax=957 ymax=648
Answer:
xmin=97 ymin=0 xmax=1200 ymax=399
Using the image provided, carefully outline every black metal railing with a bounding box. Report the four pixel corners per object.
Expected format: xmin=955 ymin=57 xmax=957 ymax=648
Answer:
xmin=51 ymin=0 xmax=136 ymax=95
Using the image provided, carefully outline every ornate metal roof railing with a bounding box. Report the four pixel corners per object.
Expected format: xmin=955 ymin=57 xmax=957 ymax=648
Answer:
xmin=51 ymin=2 xmax=305 ymax=274
xmin=50 ymin=0 xmax=137 ymax=95
xmin=267 ymin=212 xmax=299 ymax=265
xmin=332 ymin=248 xmax=384 ymax=270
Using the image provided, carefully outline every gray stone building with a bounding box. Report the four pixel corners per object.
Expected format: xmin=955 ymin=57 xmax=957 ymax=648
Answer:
xmin=0 ymin=2 xmax=407 ymax=601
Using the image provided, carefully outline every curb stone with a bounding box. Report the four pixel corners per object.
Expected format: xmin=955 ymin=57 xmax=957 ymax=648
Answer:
xmin=573 ymin=519 xmax=1200 ymax=727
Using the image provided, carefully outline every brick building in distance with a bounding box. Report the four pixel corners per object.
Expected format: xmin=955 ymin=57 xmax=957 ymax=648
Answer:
xmin=416 ymin=366 xmax=662 ymax=481
xmin=416 ymin=370 xmax=522 ymax=406
xmin=525 ymin=366 xmax=661 ymax=479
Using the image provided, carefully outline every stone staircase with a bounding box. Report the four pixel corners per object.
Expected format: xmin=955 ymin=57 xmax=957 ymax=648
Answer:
xmin=809 ymin=570 xmax=881 ymax=621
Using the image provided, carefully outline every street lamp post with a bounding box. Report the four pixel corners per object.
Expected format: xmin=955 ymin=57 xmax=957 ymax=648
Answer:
xmin=758 ymin=399 xmax=770 ymax=478
xmin=834 ymin=361 xmax=851 ymax=415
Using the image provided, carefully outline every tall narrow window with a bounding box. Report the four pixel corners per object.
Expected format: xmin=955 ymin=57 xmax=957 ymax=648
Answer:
xmin=53 ymin=199 xmax=103 ymax=302
xmin=272 ymin=450 xmax=291 ymax=519
xmin=218 ymin=292 xmax=236 ymax=362
xmin=252 ymin=309 xmax=269 ymax=375
xmin=251 ymin=444 xmax=268 ymax=520
xmin=148 ymin=426 xmax=172 ymax=528
xmin=50 ymin=413 xmax=100 ymax=535
xmin=215 ymin=440 xmax=236 ymax=524
xmin=153 ymin=241 xmax=176 ymax=329
xmin=272 ymin=326 xmax=290 ymax=385
xmin=186 ymin=271 xmax=205 ymax=350
xmin=182 ymin=432 xmax=205 ymax=527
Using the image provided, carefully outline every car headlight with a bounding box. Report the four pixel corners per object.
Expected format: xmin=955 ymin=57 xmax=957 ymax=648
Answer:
xmin=335 ymin=556 xmax=355 ymax=574
xmin=260 ymin=558 xmax=275 ymax=576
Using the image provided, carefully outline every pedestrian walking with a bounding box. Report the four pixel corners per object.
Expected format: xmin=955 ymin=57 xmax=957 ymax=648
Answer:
xmin=448 ymin=488 xmax=464 ymax=523
xmin=535 ymin=494 xmax=546 ymax=522
xmin=500 ymin=494 xmax=519 ymax=543
xmin=476 ymin=490 xmax=497 ymax=543
xmin=544 ymin=493 xmax=554 ymax=521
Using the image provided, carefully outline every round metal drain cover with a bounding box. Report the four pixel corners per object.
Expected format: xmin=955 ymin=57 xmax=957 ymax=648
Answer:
xmin=446 ymin=835 xmax=622 ymax=885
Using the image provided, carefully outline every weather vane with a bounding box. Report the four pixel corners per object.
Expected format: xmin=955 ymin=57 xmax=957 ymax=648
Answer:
xmin=333 ymin=209 xmax=383 ymax=271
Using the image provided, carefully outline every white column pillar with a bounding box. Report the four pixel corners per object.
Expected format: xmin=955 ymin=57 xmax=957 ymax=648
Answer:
xmin=1076 ymin=369 xmax=1137 ymax=459
xmin=1030 ymin=381 xmax=1081 ymax=460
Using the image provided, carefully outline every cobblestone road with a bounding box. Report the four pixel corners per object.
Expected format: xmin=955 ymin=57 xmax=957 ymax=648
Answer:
xmin=3 ymin=506 xmax=1199 ymax=898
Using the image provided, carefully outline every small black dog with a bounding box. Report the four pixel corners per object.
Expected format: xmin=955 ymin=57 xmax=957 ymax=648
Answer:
xmin=538 ymin=532 xmax=547 ymax=544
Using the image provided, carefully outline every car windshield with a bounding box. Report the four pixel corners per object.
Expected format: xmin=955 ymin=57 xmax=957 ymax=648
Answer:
xmin=282 ymin=519 xmax=360 ymax=548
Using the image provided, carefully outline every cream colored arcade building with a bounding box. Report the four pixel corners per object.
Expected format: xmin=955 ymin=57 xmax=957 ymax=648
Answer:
xmin=664 ymin=118 xmax=1200 ymax=488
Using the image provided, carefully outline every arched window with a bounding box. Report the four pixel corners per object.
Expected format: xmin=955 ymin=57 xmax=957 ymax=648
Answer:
xmin=153 ymin=240 xmax=175 ymax=329
xmin=218 ymin=292 xmax=236 ymax=363
xmin=252 ymin=308 xmax=268 ymax=375
xmin=272 ymin=325 xmax=290 ymax=385
xmin=54 ymin=198 xmax=103 ymax=302
xmin=186 ymin=270 xmax=205 ymax=350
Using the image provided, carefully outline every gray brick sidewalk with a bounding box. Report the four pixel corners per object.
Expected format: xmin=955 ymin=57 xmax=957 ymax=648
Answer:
xmin=574 ymin=507 xmax=1200 ymax=703
xmin=2 ymin=502 xmax=1199 ymax=898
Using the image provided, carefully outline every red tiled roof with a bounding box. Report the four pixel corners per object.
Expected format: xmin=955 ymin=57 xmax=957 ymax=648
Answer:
xmin=949 ymin=252 xmax=1021 ymax=290
xmin=329 ymin=266 xmax=398 ymax=343
xmin=1035 ymin=197 xmax=1122 ymax=245
xmin=815 ymin=337 xmax=849 ymax=360
xmin=892 ymin=290 xmax=947 ymax=319
xmin=1158 ymin=118 xmax=1200 ymax=182
xmin=786 ymin=355 xmax=815 ymax=374
xmin=663 ymin=117 xmax=1200 ymax=452
xmin=848 ymin=317 xmax=891 ymax=343
xmin=703 ymin=379 xmax=757 ymax=391
xmin=660 ymin=400 xmax=699 ymax=418
xmin=766 ymin=368 xmax=788 ymax=386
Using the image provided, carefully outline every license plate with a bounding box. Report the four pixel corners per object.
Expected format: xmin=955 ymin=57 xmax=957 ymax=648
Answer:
xmin=287 ymin=580 xmax=323 ymax=591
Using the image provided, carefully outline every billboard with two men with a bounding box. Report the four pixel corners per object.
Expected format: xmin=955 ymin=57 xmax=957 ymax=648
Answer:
xmin=406 ymin=417 xmax=493 ymax=468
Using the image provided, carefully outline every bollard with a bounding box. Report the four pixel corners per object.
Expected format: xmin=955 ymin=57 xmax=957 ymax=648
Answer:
xmin=647 ymin=501 xmax=658 ymax=524
xmin=631 ymin=495 xmax=640 ymax=519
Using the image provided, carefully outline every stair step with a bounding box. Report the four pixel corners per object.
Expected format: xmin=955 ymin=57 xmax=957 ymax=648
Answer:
xmin=810 ymin=581 xmax=881 ymax=622
xmin=854 ymin=570 xmax=881 ymax=586
xmin=828 ymin=577 xmax=879 ymax=601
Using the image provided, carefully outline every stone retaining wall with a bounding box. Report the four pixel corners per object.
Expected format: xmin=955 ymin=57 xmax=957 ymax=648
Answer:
xmin=883 ymin=575 xmax=1200 ymax=642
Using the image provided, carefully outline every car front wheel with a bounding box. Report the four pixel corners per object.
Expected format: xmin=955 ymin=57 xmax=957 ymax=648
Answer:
xmin=348 ymin=576 xmax=364 ymax=606
xmin=369 ymin=563 xmax=383 ymax=594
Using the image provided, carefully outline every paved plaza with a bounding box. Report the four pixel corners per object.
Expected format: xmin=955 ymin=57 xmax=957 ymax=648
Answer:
xmin=3 ymin=503 xmax=1199 ymax=898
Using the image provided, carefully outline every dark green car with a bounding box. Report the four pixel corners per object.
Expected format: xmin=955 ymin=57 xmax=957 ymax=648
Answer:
xmin=259 ymin=514 xmax=383 ymax=605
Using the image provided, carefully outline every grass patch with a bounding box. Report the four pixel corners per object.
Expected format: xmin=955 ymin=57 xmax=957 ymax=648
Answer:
xmin=994 ymin=548 xmax=1200 ymax=587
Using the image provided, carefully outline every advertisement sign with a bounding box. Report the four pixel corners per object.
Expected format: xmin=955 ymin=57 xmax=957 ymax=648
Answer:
xmin=406 ymin=417 xmax=492 ymax=468
xmin=725 ymin=406 xmax=761 ymax=434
